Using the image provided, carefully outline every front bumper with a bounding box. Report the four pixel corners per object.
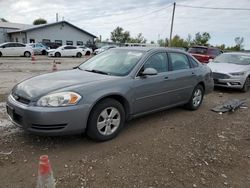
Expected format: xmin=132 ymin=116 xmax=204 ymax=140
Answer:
xmin=214 ymin=78 xmax=245 ymax=89
xmin=6 ymin=95 xmax=90 ymax=136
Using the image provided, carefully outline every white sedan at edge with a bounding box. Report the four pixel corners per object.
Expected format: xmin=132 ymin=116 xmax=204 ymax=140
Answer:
xmin=0 ymin=42 xmax=33 ymax=57
xmin=48 ymin=45 xmax=83 ymax=58
xmin=207 ymin=52 xmax=250 ymax=92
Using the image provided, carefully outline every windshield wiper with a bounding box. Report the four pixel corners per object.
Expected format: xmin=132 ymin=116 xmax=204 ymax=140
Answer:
xmin=85 ymin=69 xmax=109 ymax=75
xmin=73 ymin=66 xmax=83 ymax=70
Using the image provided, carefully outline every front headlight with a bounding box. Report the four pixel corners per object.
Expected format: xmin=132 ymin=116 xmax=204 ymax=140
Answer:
xmin=37 ymin=92 xmax=81 ymax=107
xmin=230 ymin=72 xmax=246 ymax=76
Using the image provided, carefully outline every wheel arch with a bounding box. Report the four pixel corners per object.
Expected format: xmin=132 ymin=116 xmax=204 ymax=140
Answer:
xmin=87 ymin=94 xmax=131 ymax=125
xmin=197 ymin=81 xmax=205 ymax=92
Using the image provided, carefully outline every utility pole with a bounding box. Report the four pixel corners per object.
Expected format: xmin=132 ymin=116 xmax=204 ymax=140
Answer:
xmin=56 ymin=13 xmax=58 ymax=22
xmin=169 ymin=2 xmax=176 ymax=47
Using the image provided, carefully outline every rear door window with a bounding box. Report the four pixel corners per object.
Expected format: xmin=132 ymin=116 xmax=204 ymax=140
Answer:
xmin=169 ymin=53 xmax=191 ymax=71
xmin=188 ymin=47 xmax=208 ymax=54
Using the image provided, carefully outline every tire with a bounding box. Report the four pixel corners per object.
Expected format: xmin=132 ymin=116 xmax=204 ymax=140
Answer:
xmin=55 ymin=52 xmax=61 ymax=57
xmin=87 ymin=98 xmax=125 ymax=141
xmin=42 ymin=50 xmax=47 ymax=55
xmin=24 ymin=51 xmax=31 ymax=57
xmin=85 ymin=51 xmax=90 ymax=56
xmin=0 ymin=52 xmax=2 ymax=57
xmin=76 ymin=52 xmax=82 ymax=58
xmin=242 ymin=77 xmax=250 ymax=92
xmin=185 ymin=85 xmax=204 ymax=110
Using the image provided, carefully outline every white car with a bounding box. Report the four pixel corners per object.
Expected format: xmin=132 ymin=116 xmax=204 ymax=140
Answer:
xmin=0 ymin=42 xmax=33 ymax=57
xmin=94 ymin=45 xmax=117 ymax=55
xmin=48 ymin=45 xmax=83 ymax=57
xmin=208 ymin=52 xmax=250 ymax=92
xmin=77 ymin=46 xmax=93 ymax=56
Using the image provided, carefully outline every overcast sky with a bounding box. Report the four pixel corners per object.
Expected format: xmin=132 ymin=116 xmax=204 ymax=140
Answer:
xmin=0 ymin=0 xmax=250 ymax=49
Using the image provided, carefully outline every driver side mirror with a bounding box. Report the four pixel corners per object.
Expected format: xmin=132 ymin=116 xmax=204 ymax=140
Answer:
xmin=140 ymin=68 xmax=158 ymax=77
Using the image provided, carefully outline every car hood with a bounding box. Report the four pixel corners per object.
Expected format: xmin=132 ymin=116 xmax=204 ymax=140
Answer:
xmin=207 ymin=62 xmax=246 ymax=74
xmin=13 ymin=69 xmax=115 ymax=100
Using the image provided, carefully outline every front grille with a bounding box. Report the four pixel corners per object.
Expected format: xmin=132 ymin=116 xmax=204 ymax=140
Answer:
xmin=212 ymin=72 xmax=230 ymax=79
xmin=31 ymin=124 xmax=67 ymax=130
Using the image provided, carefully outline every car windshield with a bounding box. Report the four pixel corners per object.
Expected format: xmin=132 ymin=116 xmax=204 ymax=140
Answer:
xmin=213 ymin=53 xmax=250 ymax=65
xmin=79 ymin=49 xmax=144 ymax=76
xmin=188 ymin=47 xmax=208 ymax=54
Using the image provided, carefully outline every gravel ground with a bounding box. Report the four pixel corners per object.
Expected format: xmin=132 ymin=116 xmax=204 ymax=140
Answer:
xmin=0 ymin=56 xmax=250 ymax=188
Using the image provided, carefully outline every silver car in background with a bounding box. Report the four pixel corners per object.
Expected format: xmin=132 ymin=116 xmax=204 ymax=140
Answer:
xmin=208 ymin=52 xmax=250 ymax=92
xmin=6 ymin=47 xmax=213 ymax=141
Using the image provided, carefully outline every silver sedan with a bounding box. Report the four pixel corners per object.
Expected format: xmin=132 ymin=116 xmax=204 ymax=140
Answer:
xmin=208 ymin=52 xmax=250 ymax=92
xmin=6 ymin=47 xmax=213 ymax=141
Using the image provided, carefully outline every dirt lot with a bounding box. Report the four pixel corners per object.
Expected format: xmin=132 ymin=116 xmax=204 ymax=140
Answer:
xmin=0 ymin=56 xmax=250 ymax=188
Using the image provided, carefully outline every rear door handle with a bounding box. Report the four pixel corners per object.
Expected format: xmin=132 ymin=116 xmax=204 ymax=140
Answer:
xmin=164 ymin=76 xmax=169 ymax=80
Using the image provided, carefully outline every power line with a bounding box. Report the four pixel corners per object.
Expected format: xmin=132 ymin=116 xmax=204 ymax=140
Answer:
xmin=177 ymin=4 xmax=250 ymax=11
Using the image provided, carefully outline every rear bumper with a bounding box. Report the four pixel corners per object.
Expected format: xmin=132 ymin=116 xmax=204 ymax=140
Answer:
xmin=6 ymin=95 xmax=90 ymax=136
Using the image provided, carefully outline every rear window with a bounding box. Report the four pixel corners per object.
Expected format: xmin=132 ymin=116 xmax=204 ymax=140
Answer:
xmin=188 ymin=47 xmax=208 ymax=54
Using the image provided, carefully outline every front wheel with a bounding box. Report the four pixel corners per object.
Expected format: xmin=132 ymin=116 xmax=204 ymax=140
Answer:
xmin=242 ymin=77 xmax=250 ymax=92
xmin=55 ymin=52 xmax=61 ymax=57
xmin=87 ymin=99 xmax=125 ymax=141
xmin=185 ymin=85 xmax=204 ymax=110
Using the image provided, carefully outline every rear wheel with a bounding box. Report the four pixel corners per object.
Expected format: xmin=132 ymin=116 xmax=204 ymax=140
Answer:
xmin=0 ymin=52 xmax=2 ymax=57
xmin=42 ymin=50 xmax=47 ymax=55
xmin=24 ymin=51 xmax=31 ymax=57
xmin=55 ymin=52 xmax=61 ymax=57
xmin=85 ymin=51 xmax=90 ymax=56
xmin=87 ymin=99 xmax=125 ymax=141
xmin=242 ymin=77 xmax=250 ymax=92
xmin=76 ymin=52 xmax=82 ymax=58
xmin=185 ymin=85 xmax=204 ymax=110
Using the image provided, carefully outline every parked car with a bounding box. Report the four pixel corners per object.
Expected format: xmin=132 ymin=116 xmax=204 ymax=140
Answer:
xmin=85 ymin=43 xmax=98 ymax=51
xmin=27 ymin=43 xmax=49 ymax=55
xmin=77 ymin=46 xmax=93 ymax=56
xmin=6 ymin=47 xmax=213 ymax=141
xmin=93 ymin=45 xmax=117 ymax=55
xmin=48 ymin=45 xmax=83 ymax=57
xmin=0 ymin=42 xmax=33 ymax=57
xmin=207 ymin=52 xmax=250 ymax=92
xmin=188 ymin=46 xmax=222 ymax=63
xmin=41 ymin=42 xmax=61 ymax=49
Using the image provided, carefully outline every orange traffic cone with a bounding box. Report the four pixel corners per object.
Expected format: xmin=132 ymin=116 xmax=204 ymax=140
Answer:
xmin=52 ymin=60 xmax=57 ymax=71
xmin=31 ymin=53 xmax=35 ymax=64
xmin=37 ymin=155 xmax=56 ymax=188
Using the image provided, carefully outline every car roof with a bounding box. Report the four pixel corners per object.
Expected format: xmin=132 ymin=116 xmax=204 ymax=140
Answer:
xmin=190 ymin=46 xmax=220 ymax=50
xmin=222 ymin=52 xmax=250 ymax=56
xmin=112 ymin=47 xmax=189 ymax=54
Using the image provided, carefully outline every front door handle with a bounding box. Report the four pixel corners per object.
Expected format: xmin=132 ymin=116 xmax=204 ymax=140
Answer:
xmin=164 ymin=76 xmax=169 ymax=80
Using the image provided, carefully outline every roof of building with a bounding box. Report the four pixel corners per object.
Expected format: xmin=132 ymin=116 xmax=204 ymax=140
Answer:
xmin=0 ymin=21 xmax=33 ymax=30
xmin=6 ymin=21 xmax=97 ymax=38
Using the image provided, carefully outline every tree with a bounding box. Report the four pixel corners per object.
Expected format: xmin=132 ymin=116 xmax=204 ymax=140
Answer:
xmin=33 ymin=18 xmax=47 ymax=25
xmin=157 ymin=38 xmax=168 ymax=47
xmin=234 ymin=37 xmax=244 ymax=50
xmin=129 ymin=33 xmax=147 ymax=43
xmin=0 ymin=18 xmax=8 ymax=22
xmin=110 ymin=27 xmax=130 ymax=43
xmin=171 ymin=35 xmax=188 ymax=48
xmin=193 ymin=32 xmax=211 ymax=46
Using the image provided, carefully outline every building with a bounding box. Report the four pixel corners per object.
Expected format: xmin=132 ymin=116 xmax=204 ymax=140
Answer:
xmin=0 ymin=21 xmax=96 ymax=46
